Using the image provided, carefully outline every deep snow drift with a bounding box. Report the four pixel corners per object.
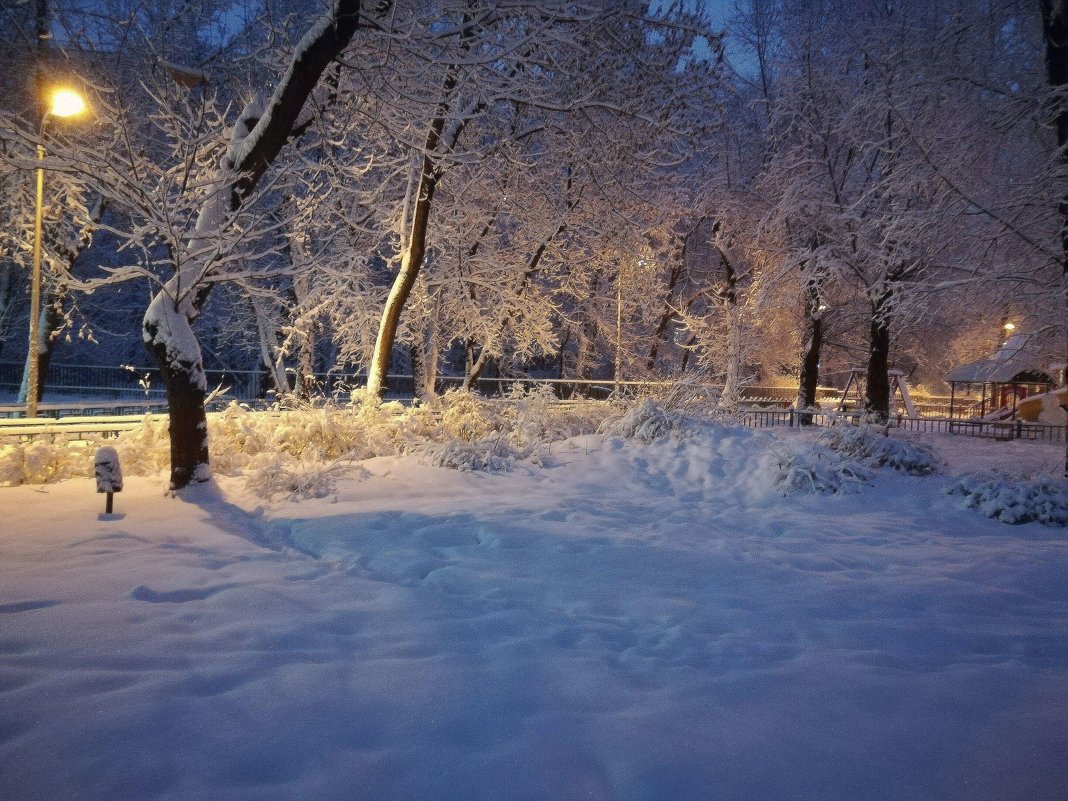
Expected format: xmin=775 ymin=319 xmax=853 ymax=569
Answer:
xmin=1 ymin=423 xmax=1066 ymax=801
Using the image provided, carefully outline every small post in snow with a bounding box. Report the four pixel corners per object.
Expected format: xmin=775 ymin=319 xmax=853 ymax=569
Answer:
xmin=94 ymin=446 xmax=123 ymax=514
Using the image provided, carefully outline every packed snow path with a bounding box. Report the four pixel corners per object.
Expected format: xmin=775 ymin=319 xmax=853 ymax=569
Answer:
xmin=1 ymin=430 xmax=1066 ymax=800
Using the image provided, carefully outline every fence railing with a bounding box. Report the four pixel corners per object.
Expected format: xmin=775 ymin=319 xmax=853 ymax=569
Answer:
xmin=0 ymin=362 xmax=840 ymax=404
xmin=2 ymin=362 xmax=1063 ymax=443
xmin=736 ymin=409 xmax=1067 ymax=443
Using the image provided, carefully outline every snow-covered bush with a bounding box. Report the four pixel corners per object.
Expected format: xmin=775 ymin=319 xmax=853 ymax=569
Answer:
xmin=0 ymin=440 xmax=96 ymax=486
xmin=598 ymin=399 xmax=698 ymax=443
xmin=820 ymin=425 xmax=941 ymax=475
xmin=436 ymin=389 xmax=500 ymax=443
xmin=776 ymin=451 xmax=873 ymax=495
xmin=419 ymin=436 xmax=520 ymax=472
xmin=114 ymin=415 xmax=171 ymax=475
xmin=244 ymin=452 xmax=366 ymax=501
xmin=947 ymin=473 xmax=1068 ymax=526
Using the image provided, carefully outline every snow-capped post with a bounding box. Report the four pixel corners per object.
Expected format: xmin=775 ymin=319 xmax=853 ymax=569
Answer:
xmin=142 ymin=0 xmax=367 ymax=489
xmin=93 ymin=446 xmax=123 ymax=514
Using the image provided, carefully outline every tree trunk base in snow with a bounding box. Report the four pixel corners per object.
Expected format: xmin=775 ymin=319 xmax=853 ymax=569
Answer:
xmin=145 ymin=339 xmax=210 ymax=490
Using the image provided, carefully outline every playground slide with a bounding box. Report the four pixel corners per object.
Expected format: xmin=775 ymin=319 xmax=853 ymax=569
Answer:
xmin=980 ymin=406 xmax=1015 ymax=422
xmin=1015 ymin=385 xmax=1068 ymax=423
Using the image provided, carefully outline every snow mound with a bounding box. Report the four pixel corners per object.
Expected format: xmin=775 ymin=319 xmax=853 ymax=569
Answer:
xmin=947 ymin=472 xmax=1068 ymax=526
xmin=597 ymin=422 xmax=781 ymax=504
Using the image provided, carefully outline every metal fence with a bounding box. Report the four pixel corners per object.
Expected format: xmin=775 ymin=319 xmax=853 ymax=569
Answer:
xmin=2 ymin=362 xmax=1064 ymax=443
xmin=735 ymin=409 xmax=1067 ymax=443
xmin=0 ymin=362 xmax=833 ymax=404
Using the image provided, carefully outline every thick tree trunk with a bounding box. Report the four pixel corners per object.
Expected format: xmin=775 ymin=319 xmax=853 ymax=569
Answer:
xmin=714 ymin=238 xmax=742 ymax=410
xmin=864 ymin=294 xmax=891 ymax=420
xmin=796 ymin=280 xmax=823 ymax=425
xmin=463 ymin=339 xmax=492 ymax=390
xmin=721 ymin=307 xmax=744 ymax=410
xmin=144 ymin=318 xmax=209 ymax=487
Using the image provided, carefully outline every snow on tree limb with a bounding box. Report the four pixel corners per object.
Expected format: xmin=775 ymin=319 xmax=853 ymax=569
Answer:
xmin=228 ymin=0 xmax=365 ymax=201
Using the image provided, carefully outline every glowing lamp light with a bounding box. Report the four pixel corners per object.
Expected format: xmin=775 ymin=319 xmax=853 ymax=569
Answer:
xmin=1003 ymin=321 xmax=1016 ymax=332
xmin=49 ymin=88 xmax=87 ymax=118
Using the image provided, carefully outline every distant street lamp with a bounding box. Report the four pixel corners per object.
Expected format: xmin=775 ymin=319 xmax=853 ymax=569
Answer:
xmin=26 ymin=87 xmax=88 ymax=418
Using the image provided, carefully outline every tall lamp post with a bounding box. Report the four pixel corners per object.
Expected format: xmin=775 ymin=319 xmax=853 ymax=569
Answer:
xmin=26 ymin=87 xmax=87 ymax=418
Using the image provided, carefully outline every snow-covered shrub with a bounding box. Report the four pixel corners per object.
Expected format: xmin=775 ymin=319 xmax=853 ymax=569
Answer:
xmin=776 ymin=452 xmax=873 ymax=495
xmin=114 ymin=415 xmax=171 ymax=475
xmin=503 ymin=384 xmax=601 ymax=456
xmin=244 ymin=452 xmax=366 ymax=501
xmin=820 ymin=425 xmax=941 ymax=475
xmin=0 ymin=439 xmax=97 ymax=486
xmin=947 ymin=473 xmax=1068 ymax=526
xmin=0 ymin=445 xmax=22 ymax=486
xmin=598 ymin=398 xmax=697 ymax=443
xmin=419 ymin=436 xmax=520 ymax=472
xmin=437 ymin=389 xmax=499 ymax=443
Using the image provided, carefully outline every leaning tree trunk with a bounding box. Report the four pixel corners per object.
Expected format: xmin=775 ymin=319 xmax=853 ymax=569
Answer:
xmin=796 ymin=279 xmax=823 ymax=425
xmin=144 ymin=0 xmax=365 ymax=488
xmin=366 ymin=64 xmax=457 ymax=399
xmin=864 ymin=292 xmax=892 ymax=420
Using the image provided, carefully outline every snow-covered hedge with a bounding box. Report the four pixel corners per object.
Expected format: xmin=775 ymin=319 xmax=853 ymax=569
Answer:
xmin=0 ymin=391 xmax=608 ymax=488
xmin=947 ymin=473 xmax=1068 ymax=526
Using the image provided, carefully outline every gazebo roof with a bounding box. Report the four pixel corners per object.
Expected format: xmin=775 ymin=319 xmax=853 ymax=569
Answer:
xmin=946 ymin=335 xmax=1052 ymax=384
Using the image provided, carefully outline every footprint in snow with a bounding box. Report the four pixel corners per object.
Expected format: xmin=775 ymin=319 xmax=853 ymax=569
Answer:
xmin=0 ymin=599 xmax=61 ymax=614
xmin=127 ymin=583 xmax=240 ymax=603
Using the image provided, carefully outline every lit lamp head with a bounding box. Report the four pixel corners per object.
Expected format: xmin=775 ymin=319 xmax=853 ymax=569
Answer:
xmin=48 ymin=88 xmax=87 ymax=118
xmin=1002 ymin=321 xmax=1016 ymax=333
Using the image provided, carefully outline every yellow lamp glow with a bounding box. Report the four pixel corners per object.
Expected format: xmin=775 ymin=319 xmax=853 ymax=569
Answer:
xmin=49 ymin=88 xmax=86 ymax=118
xmin=1003 ymin=321 xmax=1016 ymax=332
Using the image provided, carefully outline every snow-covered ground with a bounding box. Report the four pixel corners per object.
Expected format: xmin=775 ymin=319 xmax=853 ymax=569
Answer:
xmin=1 ymin=425 xmax=1067 ymax=801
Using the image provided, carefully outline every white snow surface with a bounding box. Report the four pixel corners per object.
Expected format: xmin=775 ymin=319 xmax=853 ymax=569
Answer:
xmin=1 ymin=425 xmax=1067 ymax=801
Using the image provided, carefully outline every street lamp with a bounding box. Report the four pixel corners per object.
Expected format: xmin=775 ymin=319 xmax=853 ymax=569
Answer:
xmin=25 ymin=87 xmax=88 ymax=418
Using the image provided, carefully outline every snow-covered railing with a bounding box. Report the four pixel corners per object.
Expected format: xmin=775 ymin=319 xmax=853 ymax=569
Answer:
xmin=0 ymin=414 xmax=163 ymax=442
xmin=0 ymin=400 xmax=168 ymax=420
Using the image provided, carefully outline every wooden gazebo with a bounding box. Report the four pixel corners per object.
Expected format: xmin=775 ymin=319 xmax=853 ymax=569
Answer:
xmin=946 ymin=335 xmax=1055 ymax=420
